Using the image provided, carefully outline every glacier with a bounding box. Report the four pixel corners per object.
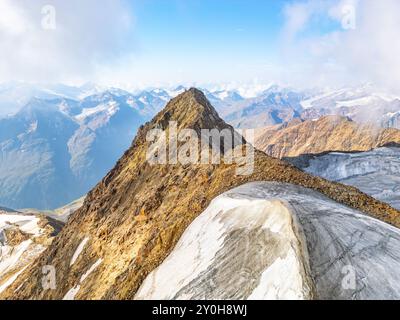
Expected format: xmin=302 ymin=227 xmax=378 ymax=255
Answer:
xmin=136 ymin=182 xmax=400 ymax=300
xmin=293 ymin=147 xmax=400 ymax=209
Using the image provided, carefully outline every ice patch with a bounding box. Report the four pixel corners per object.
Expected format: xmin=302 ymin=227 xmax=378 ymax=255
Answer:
xmin=63 ymin=285 xmax=81 ymax=300
xmin=80 ymin=259 xmax=102 ymax=283
xmin=0 ymin=240 xmax=32 ymax=276
xmin=75 ymin=102 xmax=118 ymax=121
xmin=63 ymin=257 xmax=102 ymax=300
xmin=70 ymin=237 xmax=89 ymax=266
xmin=0 ymin=265 xmax=29 ymax=294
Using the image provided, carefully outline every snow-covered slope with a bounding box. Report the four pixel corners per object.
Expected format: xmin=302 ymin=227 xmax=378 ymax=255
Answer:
xmin=0 ymin=209 xmax=62 ymax=294
xmin=136 ymin=182 xmax=400 ymax=300
xmin=291 ymin=147 xmax=400 ymax=210
xmin=300 ymin=86 xmax=400 ymax=128
xmin=0 ymin=82 xmax=106 ymax=117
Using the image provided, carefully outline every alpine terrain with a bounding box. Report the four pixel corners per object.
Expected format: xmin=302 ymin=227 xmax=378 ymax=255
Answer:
xmin=1 ymin=89 xmax=399 ymax=300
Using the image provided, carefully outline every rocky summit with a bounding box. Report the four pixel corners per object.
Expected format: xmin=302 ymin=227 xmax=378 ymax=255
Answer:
xmin=2 ymin=89 xmax=400 ymax=300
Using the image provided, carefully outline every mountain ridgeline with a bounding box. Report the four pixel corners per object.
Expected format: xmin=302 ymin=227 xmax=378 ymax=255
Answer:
xmin=2 ymin=88 xmax=400 ymax=300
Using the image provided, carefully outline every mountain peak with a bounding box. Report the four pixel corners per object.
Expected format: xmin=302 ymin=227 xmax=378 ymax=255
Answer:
xmin=149 ymin=87 xmax=231 ymax=133
xmin=173 ymin=87 xmax=211 ymax=107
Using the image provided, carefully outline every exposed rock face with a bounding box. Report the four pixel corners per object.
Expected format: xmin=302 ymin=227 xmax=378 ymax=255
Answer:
xmin=254 ymin=115 xmax=400 ymax=158
xmin=0 ymin=209 xmax=63 ymax=295
xmin=2 ymin=89 xmax=399 ymax=300
xmin=288 ymin=147 xmax=400 ymax=210
xmin=137 ymin=182 xmax=400 ymax=300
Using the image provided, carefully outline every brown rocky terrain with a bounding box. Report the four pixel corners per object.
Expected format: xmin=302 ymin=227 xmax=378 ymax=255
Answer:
xmin=254 ymin=115 xmax=400 ymax=158
xmin=2 ymin=89 xmax=400 ymax=300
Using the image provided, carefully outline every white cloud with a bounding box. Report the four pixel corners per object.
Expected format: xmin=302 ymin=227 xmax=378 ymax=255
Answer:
xmin=279 ymin=0 xmax=400 ymax=94
xmin=282 ymin=0 xmax=322 ymax=42
xmin=0 ymin=0 xmax=135 ymax=84
xmin=0 ymin=1 xmax=29 ymax=35
xmin=336 ymin=0 xmax=400 ymax=92
xmin=1 ymin=0 xmax=399 ymax=92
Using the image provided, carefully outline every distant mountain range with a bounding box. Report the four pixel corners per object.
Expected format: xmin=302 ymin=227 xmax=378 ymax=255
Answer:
xmin=0 ymin=87 xmax=162 ymax=210
xmin=1 ymin=82 xmax=400 ymax=210
xmin=300 ymin=85 xmax=400 ymax=129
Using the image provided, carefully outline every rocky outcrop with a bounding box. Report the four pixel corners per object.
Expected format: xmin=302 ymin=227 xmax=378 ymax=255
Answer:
xmin=254 ymin=115 xmax=400 ymax=158
xmin=0 ymin=209 xmax=63 ymax=295
xmin=2 ymin=89 xmax=400 ymax=300
xmin=136 ymin=182 xmax=400 ymax=300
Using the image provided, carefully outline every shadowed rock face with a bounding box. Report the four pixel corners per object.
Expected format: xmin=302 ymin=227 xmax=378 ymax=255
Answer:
xmin=2 ymin=89 xmax=399 ymax=300
xmin=137 ymin=182 xmax=400 ymax=300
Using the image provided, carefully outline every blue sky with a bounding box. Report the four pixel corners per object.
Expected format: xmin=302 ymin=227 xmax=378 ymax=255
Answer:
xmin=103 ymin=0 xmax=342 ymax=87
xmin=131 ymin=0 xmax=285 ymax=51
xmin=128 ymin=0 xmax=284 ymax=85
xmin=1 ymin=0 xmax=400 ymax=92
xmin=130 ymin=0 xmax=338 ymax=51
